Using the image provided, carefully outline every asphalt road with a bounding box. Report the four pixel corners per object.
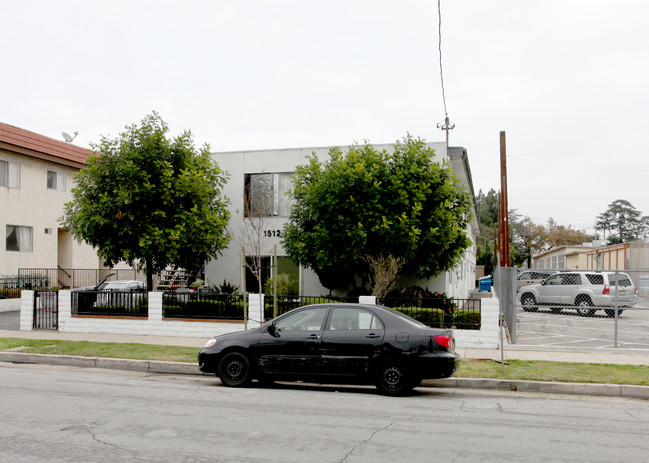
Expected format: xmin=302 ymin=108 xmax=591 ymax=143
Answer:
xmin=1 ymin=363 xmax=648 ymax=463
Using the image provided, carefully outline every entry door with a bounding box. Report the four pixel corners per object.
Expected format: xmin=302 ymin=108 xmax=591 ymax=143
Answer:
xmin=320 ymin=307 xmax=385 ymax=376
xmin=257 ymin=306 xmax=329 ymax=375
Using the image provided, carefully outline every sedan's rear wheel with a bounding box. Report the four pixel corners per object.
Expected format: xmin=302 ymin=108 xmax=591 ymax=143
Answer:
xmin=375 ymin=363 xmax=415 ymax=396
xmin=575 ymin=298 xmax=596 ymax=317
xmin=218 ymin=352 xmax=252 ymax=387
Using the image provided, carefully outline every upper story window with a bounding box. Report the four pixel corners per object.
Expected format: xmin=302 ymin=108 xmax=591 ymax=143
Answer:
xmin=244 ymin=172 xmax=293 ymax=217
xmin=6 ymin=225 xmax=33 ymax=252
xmin=47 ymin=170 xmax=66 ymax=191
xmin=0 ymin=159 xmax=20 ymax=189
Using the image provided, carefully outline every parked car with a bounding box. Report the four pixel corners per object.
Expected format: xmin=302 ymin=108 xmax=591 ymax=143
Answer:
xmin=518 ymin=271 xmax=637 ymax=317
xmin=72 ymin=275 xmax=146 ymax=311
xmin=516 ymin=270 xmax=557 ymax=291
xmin=93 ymin=280 xmax=146 ymax=308
xmin=198 ymin=303 xmax=460 ymax=396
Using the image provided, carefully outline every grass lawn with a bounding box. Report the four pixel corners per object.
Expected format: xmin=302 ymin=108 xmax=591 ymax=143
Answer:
xmin=1 ymin=337 xmax=648 ymax=386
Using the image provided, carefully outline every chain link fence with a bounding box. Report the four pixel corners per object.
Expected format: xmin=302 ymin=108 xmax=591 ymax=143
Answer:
xmin=515 ymin=268 xmax=649 ymax=349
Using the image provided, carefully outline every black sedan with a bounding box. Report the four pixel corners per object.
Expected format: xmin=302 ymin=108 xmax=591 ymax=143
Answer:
xmin=198 ymin=303 xmax=460 ymax=395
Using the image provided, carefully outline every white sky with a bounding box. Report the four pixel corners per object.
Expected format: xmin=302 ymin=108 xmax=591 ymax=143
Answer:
xmin=3 ymin=0 xmax=648 ymax=235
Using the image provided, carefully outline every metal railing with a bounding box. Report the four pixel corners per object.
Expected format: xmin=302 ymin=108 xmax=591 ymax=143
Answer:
xmin=72 ymin=290 xmax=148 ymax=317
xmin=263 ymin=295 xmax=358 ymax=320
xmin=18 ymin=268 xmax=145 ymax=290
xmin=0 ymin=281 xmax=21 ymax=299
xmin=162 ymin=291 xmax=245 ymax=320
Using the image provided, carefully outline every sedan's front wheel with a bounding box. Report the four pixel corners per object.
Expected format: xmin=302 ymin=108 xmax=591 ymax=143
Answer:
xmin=375 ymin=363 xmax=415 ymax=396
xmin=218 ymin=352 xmax=252 ymax=387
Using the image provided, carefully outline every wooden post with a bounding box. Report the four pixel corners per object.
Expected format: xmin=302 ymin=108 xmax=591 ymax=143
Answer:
xmin=499 ymin=131 xmax=510 ymax=267
xmin=242 ymin=247 xmax=248 ymax=330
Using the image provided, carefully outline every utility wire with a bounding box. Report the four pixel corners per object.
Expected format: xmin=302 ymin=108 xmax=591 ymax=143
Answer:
xmin=436 ymin=0 xmax=454 ymax=142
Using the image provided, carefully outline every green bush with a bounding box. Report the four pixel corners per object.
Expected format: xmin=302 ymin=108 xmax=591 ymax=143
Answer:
xmin=264 ymin=274 xmax=299 ymax=296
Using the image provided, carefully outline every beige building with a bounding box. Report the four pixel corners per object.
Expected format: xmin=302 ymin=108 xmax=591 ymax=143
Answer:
xmin=531 ymin=245 xmax=592 ymax=270
xmin=0 ymin=123 xmax=100 ymax=282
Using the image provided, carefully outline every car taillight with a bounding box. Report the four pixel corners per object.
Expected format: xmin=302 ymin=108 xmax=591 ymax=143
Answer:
xmin=433 ymin=335 xmax=453 ymax=349
xmin=602 ymin=285 xmax=610 ymax=295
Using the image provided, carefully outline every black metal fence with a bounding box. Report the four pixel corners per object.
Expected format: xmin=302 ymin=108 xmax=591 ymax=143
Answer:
xmin=72 ymin=290 xmax=148 ymax=317
xmin=33 ymin=290 xmax=58 ymax=329
xmin=162 ymin=292 xmax=246 ymax=320
xmin=263 ymin=295 xmax=358 ymax=320
xmin=377 ymin=297 xmax=481 ymax=330
xmin=0 ymin=280 xmax=21 ymax=299
xmin=18 ymin=268 xmax=144 ymax=290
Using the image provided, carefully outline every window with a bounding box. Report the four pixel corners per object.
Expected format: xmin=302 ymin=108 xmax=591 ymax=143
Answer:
xmin=244 ymin=172 xmax=292 ymax=217
xmin=328 ymin=307 xmax=384 ymax=331
xmin=0 ymin=160 xmax=20 ymax=188
xmin=47 ymin=170 xmax=66 ymax=191
xmin=586 ymin=274 xmax=604 ymax=285
xmin=275 ymin=307 xmax=328 ymax=332
xmin=561 ymin=274 xmax=581 ymax=285
xmin=6 ymin=225 xmax=33 ymax=252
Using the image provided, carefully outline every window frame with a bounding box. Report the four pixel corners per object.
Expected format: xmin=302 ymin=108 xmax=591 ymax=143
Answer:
xmin=6 ymin=225 xmax=33 ymax=252
xmin=46 ymin=170 xmax=66 ymax=191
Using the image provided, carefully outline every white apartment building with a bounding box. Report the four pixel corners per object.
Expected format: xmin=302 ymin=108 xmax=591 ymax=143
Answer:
xmin=205 ymin=143 xmax=480 ymax=299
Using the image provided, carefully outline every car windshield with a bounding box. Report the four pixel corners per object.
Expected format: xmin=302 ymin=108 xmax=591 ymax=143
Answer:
xmin=100 ymin=282 xmax=128 ymax=290
xmin=378 ymin=305 xmax=427 ymax=328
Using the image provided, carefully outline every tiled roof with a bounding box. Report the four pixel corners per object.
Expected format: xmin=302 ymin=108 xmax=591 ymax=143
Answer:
xmin=0 ymin=122 xmax=91 ymax=167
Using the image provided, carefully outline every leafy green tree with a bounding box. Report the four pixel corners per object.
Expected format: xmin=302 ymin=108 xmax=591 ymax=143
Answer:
xmin=61 ymin=112 xmax=231 ymax=289
xmin=595 ymin=199 xmax=649 ymax=244
xmin=282 ymin=136 xmax=473 ymax=292
xmin=475 ymin=189 xmax=499 ymax=274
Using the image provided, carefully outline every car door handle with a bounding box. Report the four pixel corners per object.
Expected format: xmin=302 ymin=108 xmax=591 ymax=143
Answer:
xmin=307 ymin=334 xmax=320 ymax=340
xmin=366 ymin=334 xmax=381 ymax=339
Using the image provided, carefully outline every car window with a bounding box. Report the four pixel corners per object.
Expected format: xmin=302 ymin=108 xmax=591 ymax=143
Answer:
xmin=518 ymin=272 xmax=532 ymax=280
xmin=544 ymin=274 xmax=562 ymax=285
xmin=327 ymin=307 xmax=384 ymax=331
xmin=562 ymin=274 xmax=581 ymax=285
xmin=586 ymin=274 xmax=604 ymax=285
xmin=609 ymin=274 xmax=632 ymax=287
xmin=275 ymin=307 xmax=328 ymax=332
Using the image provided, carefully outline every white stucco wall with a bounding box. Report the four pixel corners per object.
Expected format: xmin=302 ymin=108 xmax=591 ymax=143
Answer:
xmin=0 ymin=151 xmax=99 ymax=275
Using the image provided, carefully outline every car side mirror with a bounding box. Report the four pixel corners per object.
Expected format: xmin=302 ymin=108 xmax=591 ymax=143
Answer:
xmin=267 ymin=323 xmax=278 ymax=337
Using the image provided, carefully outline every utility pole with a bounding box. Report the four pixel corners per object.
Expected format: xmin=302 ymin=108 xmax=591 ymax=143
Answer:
xmin=499 ymin=131 xmax=510 ymax=267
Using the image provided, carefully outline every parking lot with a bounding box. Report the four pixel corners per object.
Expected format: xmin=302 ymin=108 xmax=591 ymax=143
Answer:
xmin=515 ymin=296 xmax=649 ymax=349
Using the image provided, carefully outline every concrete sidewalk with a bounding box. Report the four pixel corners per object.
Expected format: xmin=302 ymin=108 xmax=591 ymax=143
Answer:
xmin=1 ymin=329 xmax=648 ymax=365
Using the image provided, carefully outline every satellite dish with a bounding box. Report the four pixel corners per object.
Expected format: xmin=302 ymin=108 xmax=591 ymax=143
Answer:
xmin=61 ymin=131 xmax=79 ymax=143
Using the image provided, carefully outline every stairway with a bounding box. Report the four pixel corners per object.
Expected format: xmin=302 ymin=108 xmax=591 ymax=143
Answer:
xmin=155 ymin=268 xmax=191 ymax=291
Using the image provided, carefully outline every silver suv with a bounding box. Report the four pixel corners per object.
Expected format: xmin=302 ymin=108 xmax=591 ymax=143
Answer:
xmin=518 ymin=271 xmax=637 ymax=317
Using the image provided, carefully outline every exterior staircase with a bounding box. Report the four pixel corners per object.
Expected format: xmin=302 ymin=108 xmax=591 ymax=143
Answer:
xmin=155 ymin=268 xmax=191 ymax=291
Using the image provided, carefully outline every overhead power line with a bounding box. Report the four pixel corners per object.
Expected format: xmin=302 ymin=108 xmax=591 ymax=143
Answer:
xmin=435 ymin=0 xmax=455 ymax=144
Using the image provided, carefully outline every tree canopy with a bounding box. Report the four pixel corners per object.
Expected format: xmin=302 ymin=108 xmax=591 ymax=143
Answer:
xmin=281 ymin=136 xmax=473 ymax=292
xmin=61 ymin=112 xmax=231 ymax=289
xmin=595 ymin=199 xmax=649 ymax=244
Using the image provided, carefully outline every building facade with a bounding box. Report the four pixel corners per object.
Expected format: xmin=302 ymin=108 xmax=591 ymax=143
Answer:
xmin=204 ymin=142 xmax=480 ymax=299
xmin=0 ymin=123 xmax=101 ymax=284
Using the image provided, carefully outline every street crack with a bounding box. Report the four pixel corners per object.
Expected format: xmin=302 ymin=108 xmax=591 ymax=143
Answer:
xmin=339 ymin=421 xmax=395 ymax=463
xmin=60 ymin=419 xmax=154 ymax=461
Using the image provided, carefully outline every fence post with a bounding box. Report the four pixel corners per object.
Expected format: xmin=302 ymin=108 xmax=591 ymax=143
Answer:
xmin=614 ymin=270 xmax=620 ymax=348
xmin=20 ymin=290 xmax=34 ymax=331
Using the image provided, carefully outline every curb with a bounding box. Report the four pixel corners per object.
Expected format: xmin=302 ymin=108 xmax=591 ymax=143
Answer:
xmin=0 ymin=352 xmax=201 ymax=375
xmin=424 ymin=378 xmax=649 ymax=400
xmin=1 ymin=352 xmax=648 ymax=400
